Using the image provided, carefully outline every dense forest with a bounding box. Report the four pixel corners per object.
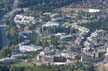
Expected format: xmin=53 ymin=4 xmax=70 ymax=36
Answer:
xmin=18 ymin=0 xmax=82 ymax=11
xmin=70 ymin=0 xmax=108 ymax=8
xmin=80 ymin=13 xmax=108 ymax=32
xmin=0 ymin=30 xmax=2 ymax=48
xmin=0 ymin=0 xmax=14 ymax=17
xmin=0 ymin=0 xmax=13 ymax=10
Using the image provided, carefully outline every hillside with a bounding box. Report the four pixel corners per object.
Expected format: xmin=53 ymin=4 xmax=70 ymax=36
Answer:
xmin=70 ymin=0 xmax=108 ymax=8
xmin=18 ymin=0 xmax=108 ymax=10
xmin=18 ymin=0 xmax=82 ymax=11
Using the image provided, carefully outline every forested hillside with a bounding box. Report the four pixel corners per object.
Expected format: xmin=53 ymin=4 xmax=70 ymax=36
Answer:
xmin=70 ymin=0 xmax=108 ymax=8
xmin=0 ymin=0 xmax=14 ymax=17
xmin=18 ymin=0 xmax=82 ymax=11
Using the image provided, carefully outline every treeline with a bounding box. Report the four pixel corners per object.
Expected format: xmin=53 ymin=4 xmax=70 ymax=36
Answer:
xmin=81 ymin=15 xmax=108 ymax=32
xmin=0 ymin=0 xmax=13 ymax=11
xmin=18 ymin=0 xmax=82 ymax=11
xmin=0 ymin=63 xmax=94 ymax=71
xmin=0 ymin=29 xmax=2 ymax=49
xmin=0 ymin=0 xmax=14 ymax=20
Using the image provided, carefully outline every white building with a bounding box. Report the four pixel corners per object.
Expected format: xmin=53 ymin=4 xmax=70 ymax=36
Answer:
xmin=0 ymin=57 xmax=17 ymax=64
xmin=88 ymin=9 xmax=100 ymax=13
xmin=60 ymin=35 xmax=72 ymax=40
xmin=54 ymin=33 xmax=66 ymax=37
xmin=14 ymin=15 xmax=35 ymax=24
xmin=42 ymin=22 xmax=59 ymax=27
xmin=50 ymin=62 xmax=66 ymax=65
xmin=19 ymin=45 xmax=43 ymax=52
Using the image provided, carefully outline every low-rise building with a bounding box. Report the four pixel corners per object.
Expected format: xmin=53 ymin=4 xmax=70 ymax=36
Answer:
xmin=0 ymin=57 xmax=19 ymax=64
xmin=11 ymin=54 xmax=28 ymax=59
xmin=14 ymin=14 xmax=35 ymax=24
xmin=19 ymin=44 xmax=43 ymax=52
xmin=80 ymin=55 xmax=94 ymax=64
xmin=88 ymin=9 xmax=100 ymax=13
xmin=42 ymin=22 xmax=59 ymax=27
